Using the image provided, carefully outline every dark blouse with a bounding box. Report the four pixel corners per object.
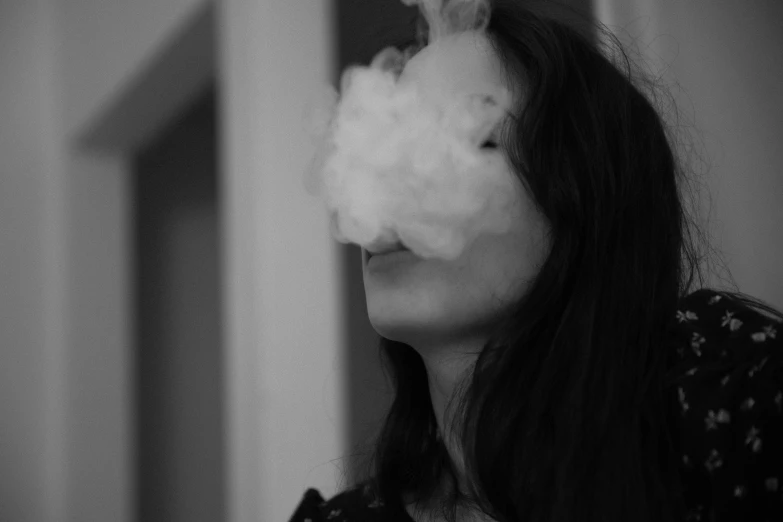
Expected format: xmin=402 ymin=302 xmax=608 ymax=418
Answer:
xmin=288 ymin=289 xmax=783 ymax=521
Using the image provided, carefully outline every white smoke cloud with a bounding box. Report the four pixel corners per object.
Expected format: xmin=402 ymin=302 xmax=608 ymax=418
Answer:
xmin=303 ymin=0 xmax=522 ymax=260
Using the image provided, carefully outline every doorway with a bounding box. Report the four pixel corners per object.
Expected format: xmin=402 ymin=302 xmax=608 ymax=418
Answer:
xmin=132 ymin=85 xmax=225 ymax=522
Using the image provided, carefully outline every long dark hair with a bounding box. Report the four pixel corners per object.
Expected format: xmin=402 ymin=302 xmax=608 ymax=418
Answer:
xmin=343 ymin=2 xmax=780 ymax=521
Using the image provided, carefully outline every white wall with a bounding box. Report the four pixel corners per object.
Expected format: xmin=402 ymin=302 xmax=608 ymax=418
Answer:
xmin=55 ymin=1 xmax=211 ymax=520
xmin=0 ymin=1 xmax=55 ymax=520
xmin=1 ymin=0 xmax=346 ymax=520
xmin=2 ymin=0 xmax=204 ymax=520
xmin=595 ymin=0 xmax=783 ymax=308
xmin=218 ymin=1 xmax=346 ymax=520
xmin=58 ymin=0 xmax=209 ymax=140
xmin=61 ymin=153 xmax=132 ymax=522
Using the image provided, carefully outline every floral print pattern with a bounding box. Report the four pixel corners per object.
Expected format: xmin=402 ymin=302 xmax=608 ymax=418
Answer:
xmin=668 ymin=289 xmax=783 ymax=521
xmin=289 ymin=289 xmax=783 ymax=521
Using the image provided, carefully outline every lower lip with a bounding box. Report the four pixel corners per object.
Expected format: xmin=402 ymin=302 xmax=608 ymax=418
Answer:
xmin=366 ymin=249 xmax=417 ymax=270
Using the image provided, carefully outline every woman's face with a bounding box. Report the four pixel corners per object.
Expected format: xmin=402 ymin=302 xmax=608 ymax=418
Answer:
xmin=362 ymin=32 xmax=551 ymax=347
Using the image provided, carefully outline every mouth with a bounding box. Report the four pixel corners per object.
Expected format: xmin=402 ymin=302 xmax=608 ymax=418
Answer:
xmin=365 ymin=241 xmax=410 ymax=261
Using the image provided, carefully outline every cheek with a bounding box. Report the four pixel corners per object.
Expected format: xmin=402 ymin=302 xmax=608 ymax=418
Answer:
xmin=426 ymin=225 xmax=548 ymax=329
xmin=456 ymin=237 xmax=535 ymax=319
xmin=362 ymin=243 xmax=531 ymax=342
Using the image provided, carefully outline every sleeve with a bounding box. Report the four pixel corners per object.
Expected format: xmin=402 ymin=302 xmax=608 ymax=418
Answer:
xmin=287 ymin=488 xmax=327 ymax=522
xmin=672 ymin=290 xmax=783 ymax=522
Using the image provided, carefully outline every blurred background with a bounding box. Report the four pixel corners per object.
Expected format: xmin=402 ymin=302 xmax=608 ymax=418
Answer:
xmin=0 ymin=0 xmax=781 ymax=521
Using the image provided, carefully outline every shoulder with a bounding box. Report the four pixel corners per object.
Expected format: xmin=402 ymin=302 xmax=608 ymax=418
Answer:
xmin=288 ymin=480 xmax=395 ymax=522
xmin=668 ymin=288 xmax=783 ymax=520
xmin=669 ymin=288 xmax=781 ymax=375
xmin=288 ymin=488 xmax=327 ymax=522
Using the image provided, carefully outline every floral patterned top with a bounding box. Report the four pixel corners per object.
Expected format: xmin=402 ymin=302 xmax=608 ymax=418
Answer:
xmin=288 ymin=289 xmax=783 ymax=522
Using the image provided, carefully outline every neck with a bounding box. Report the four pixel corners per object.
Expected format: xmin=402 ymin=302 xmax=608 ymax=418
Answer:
xmin=413 ymin=336 xmax=484 ymax=497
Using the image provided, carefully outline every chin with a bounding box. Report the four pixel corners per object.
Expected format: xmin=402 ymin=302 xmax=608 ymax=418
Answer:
xmin=368 ymin=311 xmax=428 ymax=343
xmin=363 ymin=277 xmax=464 ymax=345
xmin=367 ymin=314 xmax=424 ymax=343
xmin=367 ymin=307 xmax=457 ymax=348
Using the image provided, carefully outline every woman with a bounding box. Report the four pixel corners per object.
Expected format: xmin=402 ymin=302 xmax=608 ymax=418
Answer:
xmin=289 ymin=1 xmax=783 ymax=521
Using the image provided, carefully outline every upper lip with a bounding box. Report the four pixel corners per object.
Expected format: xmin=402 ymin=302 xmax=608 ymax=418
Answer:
xmin=366 ymin=241 xmax=409 ymax=259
